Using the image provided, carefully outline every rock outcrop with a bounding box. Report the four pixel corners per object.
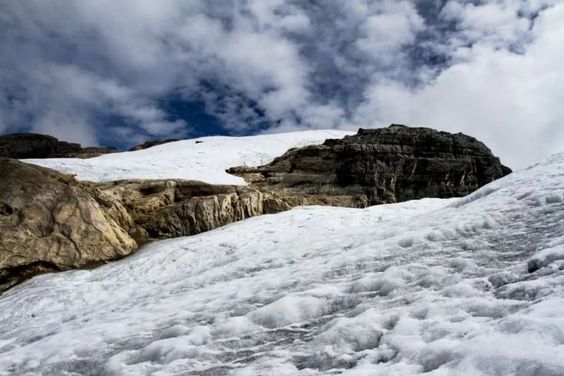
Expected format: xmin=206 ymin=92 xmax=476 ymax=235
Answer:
xmin=0 ymin=158 xmax=137 ymax=292
xmin=97 ymin=180 xmax=294 ymax=239
xmin=0 ymin=133 xmax=117 ymax=159
xmin=229 ymin=125 xmax=511 ymax=206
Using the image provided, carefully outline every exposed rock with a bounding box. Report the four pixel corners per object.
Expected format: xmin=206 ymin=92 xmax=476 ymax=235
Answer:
xmin=0 ymin=133 xmax=117 ymax=159
xmin=139 ymin=187 xmax=281 ymax=238
xmin=0 ymin=158 xmax=137 ymax=292
xmin=229 ymin=125 xmax=511 ymax=206
xmin=97 ymin=180 xmax=293 ymax=239
xmin=128 ymin=138 xmax=179 ymax=151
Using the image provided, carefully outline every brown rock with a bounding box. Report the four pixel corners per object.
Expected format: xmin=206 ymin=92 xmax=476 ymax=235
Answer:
xmin=97 ymin=180 xmax=294 ymax=239
xmin=0 ymin=158 xmax=137 ymax=292
xmin=0 ymin=164 xmax=302 ymax=292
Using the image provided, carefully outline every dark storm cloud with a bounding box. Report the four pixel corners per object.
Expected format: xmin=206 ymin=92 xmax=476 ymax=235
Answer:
xmin=0 ymin=0 xmax=562 ymax=167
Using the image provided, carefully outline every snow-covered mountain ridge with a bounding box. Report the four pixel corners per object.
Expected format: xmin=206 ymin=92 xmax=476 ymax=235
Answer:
xmin=1 ymin=150 xmax=563 ymax=375
xmin=24 ymin=130 xmax=354 ymax=185
xmin=1 ymin=126 xmax=511 ymax=294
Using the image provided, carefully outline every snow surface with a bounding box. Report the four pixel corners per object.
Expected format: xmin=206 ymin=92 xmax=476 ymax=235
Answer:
xmin=1 ymin=153 xmax=564 ymax=375
xmin=23 ymin=130 xmax=353 ymax=185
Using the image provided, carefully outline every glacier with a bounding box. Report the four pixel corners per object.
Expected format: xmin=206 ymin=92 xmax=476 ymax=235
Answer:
xmin=0 ymin=150 xmax=563 ymax=374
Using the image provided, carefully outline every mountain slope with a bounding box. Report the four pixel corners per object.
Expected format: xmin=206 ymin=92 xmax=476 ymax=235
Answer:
xmin=1 ymin=126 xmax=509 ymax=293
xmin=24 ymin=130 xmax=354 ymax=185
xmin=0 ymin=152 xmax=563 ymax=375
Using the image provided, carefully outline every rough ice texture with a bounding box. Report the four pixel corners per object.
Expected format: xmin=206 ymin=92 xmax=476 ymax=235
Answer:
xmin=24 ymin=130 xmax=354 ymax=185
xmin=0 ymin=153 xmax=563 ymax=375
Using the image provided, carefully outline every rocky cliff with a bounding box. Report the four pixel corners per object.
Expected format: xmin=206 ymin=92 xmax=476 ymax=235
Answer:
xmin=0 ymin=125 xmax=511 ymax=292
xmin=229 ymin=124 xmax=511 ymax=205
xmin=0 ymin=133 xmax=117 ymax=159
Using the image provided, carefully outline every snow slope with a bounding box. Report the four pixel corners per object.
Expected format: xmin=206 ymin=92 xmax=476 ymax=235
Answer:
xmin=1 ymin=153 xmax=563 ymax=375
xmin=23 ymin=130 xmax=353 ymax=185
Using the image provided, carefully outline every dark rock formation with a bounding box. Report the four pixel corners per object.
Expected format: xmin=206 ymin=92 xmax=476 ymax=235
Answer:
xmin=128 ymin=138 xmax=179 ymax=151
xmin=229 ymin=125 xmax=511 ymax=206
xmin=0 ymin=133 xmax=117 ymax=159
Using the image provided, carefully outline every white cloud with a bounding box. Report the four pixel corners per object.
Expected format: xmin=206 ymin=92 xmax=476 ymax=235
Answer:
xmin=440 ymin=0 xmax=531 ymax=50
xmin=278 ymin=13 xmax=312 ymax=33
xmin=356 ymin=1 xmax=424 ymax=64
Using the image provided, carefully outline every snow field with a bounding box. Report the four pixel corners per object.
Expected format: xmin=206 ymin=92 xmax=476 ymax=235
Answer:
xmin=23 ymin=130 xmax=354 ymax=185
xmin=0 ymin=152 xmax=563 ymax=374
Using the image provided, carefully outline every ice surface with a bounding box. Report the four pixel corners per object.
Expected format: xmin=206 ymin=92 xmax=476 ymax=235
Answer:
xmin=23 ymin=130 xmax=353 ymax=185
xmin=0 ymin=153 xmax=563 ymax=375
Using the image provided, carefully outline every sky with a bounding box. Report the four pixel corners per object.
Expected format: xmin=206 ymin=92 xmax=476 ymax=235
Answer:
xmin=0 ymin=0 xmax=562 ymax=168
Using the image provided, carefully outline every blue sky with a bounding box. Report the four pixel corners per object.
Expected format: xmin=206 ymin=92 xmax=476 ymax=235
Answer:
xmin=0 ymin=0 xmax=562 ymax=167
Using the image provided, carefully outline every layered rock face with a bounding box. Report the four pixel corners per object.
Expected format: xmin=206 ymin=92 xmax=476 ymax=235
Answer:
xmin=229 ymin=125 xmax=511 ymax=206
xmin=0 ymin=133 xmax=117 ymax=159
xmin=98 ymin=180 xmax=292 ymax=239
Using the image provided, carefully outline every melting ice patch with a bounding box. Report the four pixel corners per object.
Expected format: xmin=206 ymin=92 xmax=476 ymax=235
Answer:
xmin=0 ymin=153 xmax=563 ymax=375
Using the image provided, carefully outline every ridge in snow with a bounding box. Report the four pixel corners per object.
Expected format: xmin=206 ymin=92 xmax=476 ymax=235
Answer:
xmin=23 ymin=130 xmax=354 ymax=185
xmin=0 ymin=152 xmax=563 ymax=375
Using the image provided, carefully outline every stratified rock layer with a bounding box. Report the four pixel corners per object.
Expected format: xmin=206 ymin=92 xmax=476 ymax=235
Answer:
xmin=229 ymin=125 xmax=511 ymax=205
xmin=97 ymin=180 xmax=293 ymax=239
